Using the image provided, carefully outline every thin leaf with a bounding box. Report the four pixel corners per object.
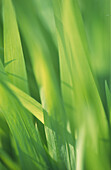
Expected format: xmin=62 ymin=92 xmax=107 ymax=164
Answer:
xmin=0 ymin=79 xmax=49 ymax=170
xmin=3 ymin=0 xmax=28 ymax=93
xmin=105 ymin=81 xmax=111 ymax=125
xmin=52 ymin=0 xmax=109 ymax=170
xmin=53 ymin=0 xmax=108 ymax=138
xmin=11 ymin=0 xmax=75 ymax=168
xmin=0 ymin=149 xmax=20 ymax=170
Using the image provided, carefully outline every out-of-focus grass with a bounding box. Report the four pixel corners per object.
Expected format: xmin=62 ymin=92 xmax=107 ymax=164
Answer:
xmin=0 ymin=0 xmax=110 ymax=170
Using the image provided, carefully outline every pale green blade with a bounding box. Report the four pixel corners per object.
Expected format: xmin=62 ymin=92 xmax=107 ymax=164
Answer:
xmin=105 ymin=82 xmax=111 ymax=126
xmin=77 ymin=0 xmax=110 ymax=116
xmin=0 ymin=62 xmax=49 ymax=170
xmin=12 ymin=0 xmax=59 ymax=81
xmin=8 ymin=82 xmax=44 ymax=124
xmin=0 ymin=0 xmax=3 ymax=47
xmin=3 ymin=0 xmax=28 ymax=93
xmin=53 ymin=0 xmax=108 ymax=138
xmin=0 ymin=59 xmax=43 ymax=124
xmin=0 ymin=0 xmax=3 ymax=63
xmin=0 ymin=59 xmax=74 ymax=153
xmin=105 ymin=82 xmax=111 ymax=167
xmin=12 ymin=0 xmax=75 ymax=168
xmin=78 ymin=0 xmax=110 ymax=78
xmin=52 ymin=0 xmax=109 ymax=170
xmin=0 ymin=79 xmax=49 ymax=169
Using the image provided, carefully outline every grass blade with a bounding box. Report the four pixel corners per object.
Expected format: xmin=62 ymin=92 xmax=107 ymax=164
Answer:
xmin=3 ymin=0 xmax=28 ymax=93
xmin=52 ymin=0 xmax=109 ymax=169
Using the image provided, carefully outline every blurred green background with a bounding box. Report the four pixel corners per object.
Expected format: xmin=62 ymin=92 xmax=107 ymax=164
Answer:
xmin=0 ymin=0 xmax=110 ymax=170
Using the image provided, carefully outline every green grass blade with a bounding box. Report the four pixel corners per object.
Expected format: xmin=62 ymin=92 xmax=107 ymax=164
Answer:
xmin=0 ymin=0 xmax=110 ymax=169
xmin=8 ymin=82 xmax=44 ymax=124
xmin=78 ymin=0 xmax=110 ymax=78
xmin=53 ymin=0 xmax=108 ymax=138
xmin=0 ymin=81 xmax=50 ymax=169
xmin=11 ymin=0 xmax=76 ymax=168
xmin=52 ymin=0 xmax=109 ymax=169
xmin=0 ymin=0 xmax=3 ymax=63
xmin=0 ymin=0 xmax=3 ymax=46
xmin=105 ymin=82 xmax=111 ymax=126
xmin=0 ymin=52 xmax=44 ymax=124
xmin=0 ymin=149 xmax=20 ymax=170
xmin=0 ymin=61 xmax=50 ymax=169
xmin=3 ymin=0 xmax=28 ymax=93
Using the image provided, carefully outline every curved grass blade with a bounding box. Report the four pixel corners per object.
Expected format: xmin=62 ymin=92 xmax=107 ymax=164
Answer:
xmin=0 ymin=60 xmax=74 ymax=155
xmin=0 ymin=80 xmax=50 ymax=170
xmin=52 ymin=0 xmax=109 ymax=169
xmin=0 ymin=0 xmax=3 ymax=63
xmin=0 ymin=60 xmax=50 ymax=169
xmin=8 ymin=82 xmax=44 ymax=124
xmin=11 ymin=0 xmax=75 ymax=168
xmin=12 ymin=0 xmax=59 ymax=83
xmin=0 ymin=60 xmax=48 ymax=168
xmin=3 ymin=0 xmax=28 ymax=93
xmin=0 ymin=59 xmax=44 ymax=124
xmin=53 ymin=0 xmax=108 ymax=138
xmin=0 ymin=149 xmax=20 ymax=170
xmin=105 ymin=82 xmax=111 ymax=126
xmin=0 ymin=0 xmax=3 ymax=47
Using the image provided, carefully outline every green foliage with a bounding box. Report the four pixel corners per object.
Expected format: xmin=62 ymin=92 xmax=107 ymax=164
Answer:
xmin=0 ymin=0 xmax=110 ymax=169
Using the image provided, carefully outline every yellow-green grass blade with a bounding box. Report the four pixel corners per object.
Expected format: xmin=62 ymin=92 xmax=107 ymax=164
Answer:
xmin=0 ymin=19 xmax=13 ymax=164
xmin=5 ymin=81 xmax=75 ymax=147
xmin=29 ymin=0 xmax=57 ymax=47
xmin=53 ymin=0 xmax=108 ymax=138
xmin=52 ymin=0 xmax=109 ymax=169
xmin=0 ymin=60 xmax=12 ymax=161
xmin=0 ymin=80 xmax=50 ymax=169
xmin=78 ymin=0 xmax=110 ymax=118
xmin=0 ymin=0 xmax=109 ymax=169
xmin=0 ymin=73 xmax=75 ymax=153
xmin=0 ymin=0 xmax=3 ymax=47
xmin=105 ymin=82 xmax=111 ymax=126
xmin=0 ymin=114 xmax=13 ymax=159
xmin=19 ymin=39 xmax=41 ymax=102
xmin=11 ymin=0 xmax=75 ymax=168
xmin=12 ymin=0 xmax=59 ymax=82
xmin=105 ymin=82 xmax=111 ymax=168
xmin=0 ymin=54 xmax=75 ymax=169
xmin=0 ymin=149 xmax=20 ymax=170
xmin=0 ymin=0 xmax=3 ymax=63
xmin=3 ymin=0 xmax=28 ymax=93
xmin=78 ymin=0 xmax=110 ymax=78
xmin=0 ymin=61 xmax=49 ymax=169
xmin=0 ymin=59 xmax=43 ymax=124
xmin=0 ymin=83 xmax=36 ymax=170
xmin=8 ymin=82 xmax=44 ymax=124
xmin=0 ymin=60 xmax=74 ymax=141
xmin=0 ymin=60 xmax=49 ymax=169
xmin=1 ymin=60 xmax=75 ymax=149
